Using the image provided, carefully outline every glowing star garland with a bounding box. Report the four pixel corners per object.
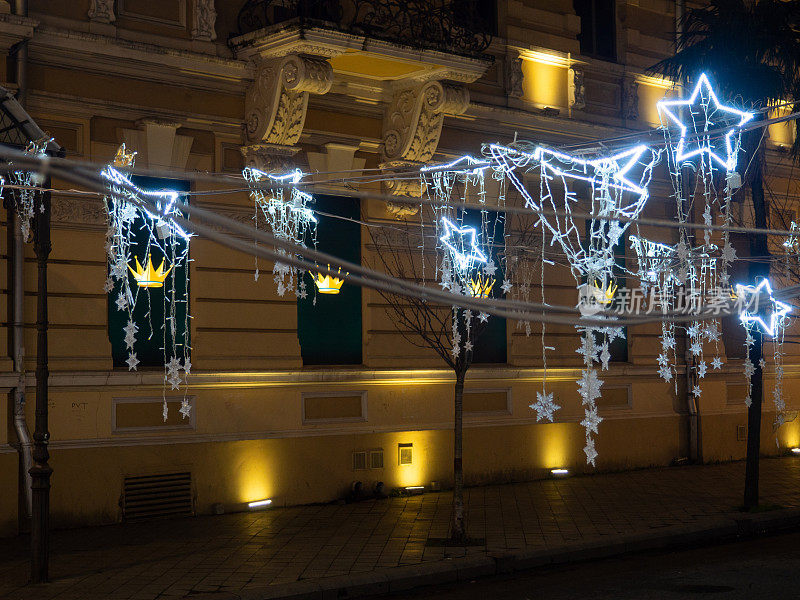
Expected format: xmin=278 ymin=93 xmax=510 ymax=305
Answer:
xmin=657 ymin=73 xmax=754 ymax=172
xmin=534 ymin=145 xmax=652 ymax=196
xmin=101 ymin=147 xmax=192 ymax=421
xmin=735 ymin=278 xmax=791 ymax=337
xmin=440 ymin=217 xmax=488 ymax=271
xmin=487 ymin=141 xmax=659 ymax=466
xmin=243 ymin=167 xmax=317 ymax=299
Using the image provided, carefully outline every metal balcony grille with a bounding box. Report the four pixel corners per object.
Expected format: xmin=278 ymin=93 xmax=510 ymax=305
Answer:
xmin=122 ymin=472 xmax=193 ymax=522
xmin=236 ymin=0 xmax=494 ymax=57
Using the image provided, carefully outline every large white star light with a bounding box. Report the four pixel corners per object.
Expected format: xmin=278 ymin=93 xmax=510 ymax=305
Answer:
xmin=440 ymin=217 xmax=488 ymax=271
xmin=735 ymin=278 xmax=791 ymax=336
xmin=657 ymin=73 xmax=754 ymax=171
xmin=534 ymin=145 xmax=652 ymax=197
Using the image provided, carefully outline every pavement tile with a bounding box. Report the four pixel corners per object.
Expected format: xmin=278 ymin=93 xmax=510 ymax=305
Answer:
xmin=3 ymin=458 xmax=800 ymax=599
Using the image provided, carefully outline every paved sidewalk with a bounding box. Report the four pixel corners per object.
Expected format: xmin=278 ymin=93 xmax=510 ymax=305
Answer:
xmin=2 ymin=458 xmax=800 ymax=600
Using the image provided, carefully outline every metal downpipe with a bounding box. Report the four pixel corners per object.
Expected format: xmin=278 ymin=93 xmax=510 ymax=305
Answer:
xmin=11 ymin=0 xmax=32 ymax=528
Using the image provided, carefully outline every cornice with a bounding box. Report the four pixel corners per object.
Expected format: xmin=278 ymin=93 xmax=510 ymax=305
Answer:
xmin=28 ymin=25 xmax=252 ymax=95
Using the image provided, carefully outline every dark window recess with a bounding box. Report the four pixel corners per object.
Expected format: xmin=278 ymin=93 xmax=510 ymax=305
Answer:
xmin=462 ymin=209 xmax=507 ymax=364
xmin=108 ymin=176 xmax=191 ymax=368
xmin=574 ymin=0 xmax=616 ymax=62
xmin=297 ymin=194 xmax=363 ymax=365
xmin=585 ymin=219 xmax=627 ymax=362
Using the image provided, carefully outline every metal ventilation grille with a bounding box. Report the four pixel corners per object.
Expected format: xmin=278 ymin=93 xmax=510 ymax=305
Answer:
xmin=123 ymin=472 xmax=193 ymax=522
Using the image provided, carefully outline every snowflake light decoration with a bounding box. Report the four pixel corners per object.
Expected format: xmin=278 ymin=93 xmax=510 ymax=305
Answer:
xmin=488 ymin=142 xmax=659 ymax=465
xmin=102 ymin=147 xmax=192 ymax=421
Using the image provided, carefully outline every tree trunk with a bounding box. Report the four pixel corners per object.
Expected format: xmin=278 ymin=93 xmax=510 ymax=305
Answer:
xmin=744 ymin=329 xmax=763 ymax=510
xmin=744 ymin=146 xmax=768 ymax=511
xmin=451 ymin=369 xmax=466 ymax=541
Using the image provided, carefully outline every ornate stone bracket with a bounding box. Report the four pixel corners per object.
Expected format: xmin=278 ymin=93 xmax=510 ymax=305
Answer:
xmin=380 ymin=80 xmax=469 ymax=198
xmin=191 ymin=0 xmax=217 ymax=42
xmin=240 ymin=143 xmax=301 ymax=173
xmin=570 ymin=66 xmax=586 ymax=112
xmin=505 ymin=55 xmax=523 ymax=99
xmin=622 ymin=76 xmax=639 ymax=121
xmin=88 ymin=0 xmax=115 ymax=24
xmin=244 ymin=53 xmax=333 ymax=148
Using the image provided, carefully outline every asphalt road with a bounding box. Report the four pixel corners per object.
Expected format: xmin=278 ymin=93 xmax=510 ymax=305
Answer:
xmin=373 ymin=530 xmax=800 ymax=599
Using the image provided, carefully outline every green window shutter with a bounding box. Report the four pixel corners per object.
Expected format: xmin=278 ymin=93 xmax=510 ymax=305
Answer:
xmin=108 ymin=176 xmax=191 ymax=368
xmin=297 ymin=194 xmax=362 ymax=365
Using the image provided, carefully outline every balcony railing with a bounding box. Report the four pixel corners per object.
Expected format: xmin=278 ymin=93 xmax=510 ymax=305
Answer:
xmin=236 ymin=0 xmax=493 ymax=57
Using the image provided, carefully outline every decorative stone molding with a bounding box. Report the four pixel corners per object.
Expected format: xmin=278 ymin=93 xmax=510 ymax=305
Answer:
xmin=240 ymin=143 xmax=300 ymax=173
xmin=51 ymin=196 xmax=106 ymax=227
xmin=505 ymin=56 xmax=523 ymax=98
xmin=191 ymin=0 xmax=217 ymax=42
xmin=382 ymin=80 xmax=469 ymax=165
xmin=88 ymin=0 xmax=115 ymax=24
xmin=122 ymin=119 xmax=193 ymax=170
xmin=622 ymin=76 xmax=638 ymax=121
xmin=244 ymin=53 xmax=333 ymax=147
xmin=385 ymin=199 xmax=421 ymax=219
xmin=570 ymin=67 xmax=586 ymax=111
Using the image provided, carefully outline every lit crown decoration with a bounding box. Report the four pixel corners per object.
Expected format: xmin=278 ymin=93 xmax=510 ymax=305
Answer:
xmin=657 ymin=73 xmax=754 ymax=171
xmin=591 ymin=280 xmax=617 ymax=305
xmin=469 ymin=273 xmax=495 ymax=298
xmin=128 ymin=255 xmax=173 ymax=288
xmin=113 ymin=143 xmax=137 ymax=167
xmin=440 ymin=217 xmax=488 ymax=271
xmin=314 ymin=266 xmax=345 ymax=294
xmin=735 ymin=278 xmax=791 ymax=336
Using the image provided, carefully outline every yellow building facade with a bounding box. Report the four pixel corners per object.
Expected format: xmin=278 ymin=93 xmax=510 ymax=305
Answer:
xmin=1 ymin=0 xmax=799 ymax=537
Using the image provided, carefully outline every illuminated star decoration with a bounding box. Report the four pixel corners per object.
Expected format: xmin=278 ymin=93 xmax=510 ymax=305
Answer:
xmin=440 ymin=217 xmax=488 ymax=271
xmin=657 ymin=73 xmax=754 ymax=172
xmin=534 ymin=144 xmax=653 ymax=196
xmin=735 ymin=278 xmax=791 ymax=336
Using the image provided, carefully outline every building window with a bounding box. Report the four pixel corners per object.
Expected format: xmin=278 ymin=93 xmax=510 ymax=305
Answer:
xmin=574 ymin=0 xmax=616 ymax=62
xmin=464 ymin=208 xmax=507 ymax=364
xmin=108 ymin=176 xmax=190 ymax=368
xmin=297 ymin=194 xmax=362 ymax=365
xmin=585 ymin=219 xmax=627 ymax=362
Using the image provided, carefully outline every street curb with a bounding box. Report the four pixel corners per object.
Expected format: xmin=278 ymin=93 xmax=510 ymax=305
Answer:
xmin=248 ymin=507 xmax=800 ymax=600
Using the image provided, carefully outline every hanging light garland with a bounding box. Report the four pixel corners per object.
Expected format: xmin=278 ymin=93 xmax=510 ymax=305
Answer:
xmin=243 ymin=167 xmax=317 ymax=299
xmin=102 ymin=144 xmax=193 ymax=421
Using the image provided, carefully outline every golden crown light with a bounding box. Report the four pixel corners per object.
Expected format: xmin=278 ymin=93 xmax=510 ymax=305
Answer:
xmin=113 ymin=143 xmax=137 ymax=167
xmin=314 ymin=265 xmax=346 ymax=294
xmin=592 ymin=279 xmax=617 ymax=305
xmin=128 ymin=256 xmax=173 ymax=288
xmin=469 ymin=274 xmax=495 ymax=298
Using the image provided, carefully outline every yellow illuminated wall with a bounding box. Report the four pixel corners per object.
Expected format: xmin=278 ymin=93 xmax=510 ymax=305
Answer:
xmin=520 ymin=56 xmax=569 ymax=110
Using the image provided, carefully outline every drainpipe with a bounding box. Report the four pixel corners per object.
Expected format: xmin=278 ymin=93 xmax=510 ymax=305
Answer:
xmin=11 ymin=210 xmax=31 ymax=527
xmin=11 ymin=0 xmax=32 ymax=529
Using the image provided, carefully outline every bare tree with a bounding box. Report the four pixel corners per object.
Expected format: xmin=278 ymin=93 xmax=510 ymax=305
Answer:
xmin=367 ymin=213 xmax=480 ymax=541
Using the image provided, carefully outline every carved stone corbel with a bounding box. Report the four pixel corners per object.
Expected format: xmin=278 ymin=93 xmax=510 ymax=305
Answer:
xmin=505 ymin=55 xmax=523 ymax=99
xmin=191 ymin=0 xmax=217 ymax=42
xmin=622 ymin=76 xmax=639 ymax=121
xmin=570 ymin=66 xmax=586 ymax=111
xmin=240 ymin=143 xmax=301 ymax=173
xmin=380 ymin=80 xmax=469 ymax=198
xmin=88 ymin=0 xmax=115 ymax=24
xmin=243 ymin=53 xmax=333 ymax=158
